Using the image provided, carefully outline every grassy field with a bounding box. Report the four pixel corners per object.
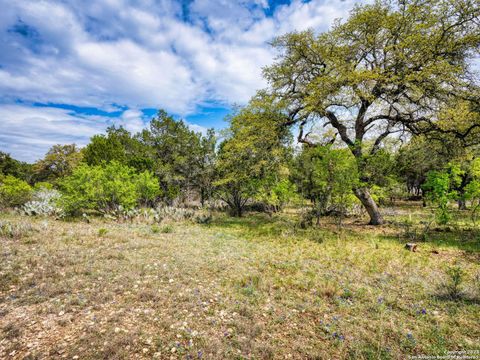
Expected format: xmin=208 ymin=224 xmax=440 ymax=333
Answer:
xmin=1 ymin=203 xmax=479 ymax=359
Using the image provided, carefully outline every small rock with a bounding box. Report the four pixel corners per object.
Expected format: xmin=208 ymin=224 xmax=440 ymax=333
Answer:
xmin=405 ymin=243 xmax=417 ymax=252
xmin=171 ymin=347 xmax=176 ymax=353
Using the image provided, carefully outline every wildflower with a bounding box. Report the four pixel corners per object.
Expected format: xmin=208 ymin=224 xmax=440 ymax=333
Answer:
xmin=332 ymin=332 xmax=345 ymax=341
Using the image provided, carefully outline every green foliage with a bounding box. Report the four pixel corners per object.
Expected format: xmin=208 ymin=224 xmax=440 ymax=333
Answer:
xmin=190 ymin=129 xmax=217 ymax=206
xmin=423 ymin=171 xmax=455 ymax=224
xmin=83 ymin=126 xmax=153 ymax=172
xmin=293 ymin=145 xmax=358 ymax=217
xmin=362 ymin=148 xmax=397 ymax=188
xmin=361 ymin=145 xmax=406 ymax=204
xmin=33 ymin=182 xmax=54 ymax=191
xmin=465 ymin=158 xmax=480 ymax=223
xmin=59 ymin=161 xmax=160 ymax=215
xmin=139 ymin=110 xmax=215 ymax=204
xmin=0 ymin=175 xmax=33 ymax=208
xmin=215 ymin=100 xmax=292 ymax=216
xmin=33 ymin=144 xmax=83 ymax=183
xmin=256 ymin=176 xmax=297 ymax=212
xmin=135 ymin=170 xmax=161 ymax=206
xmin=396 ymin=136 xmax=456 ymax=197
xmin=0 ymin=151 xmax=33 ymax=182
xmin=444 ymin=265 xmax=465 ymax=299
xmin=98 ymin=228 xmax=108 ymax=237
xmin=83 ymin=110 xmax=216 ymax=205
xmin=263 ymin=0 xmax=480 ymax=224
xmin=421 ymin=159 xmax=478 ymax=224
xmin=160 ymin=224 xmax=174 ymax=233
xmin=83 ymin=129 xmax=128 ymax=166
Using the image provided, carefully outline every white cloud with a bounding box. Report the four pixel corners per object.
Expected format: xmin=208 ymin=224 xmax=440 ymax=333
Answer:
xmin=0 ymin=0 xmax=366 ymax=161
xmin=0 ymin=0 xmax=360 ymax=111
xmin=0 ymin=104 xmax=150 ymax=162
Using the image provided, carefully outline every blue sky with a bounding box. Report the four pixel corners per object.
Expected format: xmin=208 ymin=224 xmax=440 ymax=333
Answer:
xmin=0 ymin=0 xmax=362 ymax=162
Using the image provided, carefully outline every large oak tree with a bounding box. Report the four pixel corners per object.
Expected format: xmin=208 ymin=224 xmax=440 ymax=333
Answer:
xmin=264 ymin=0 xmax=480 ymax=224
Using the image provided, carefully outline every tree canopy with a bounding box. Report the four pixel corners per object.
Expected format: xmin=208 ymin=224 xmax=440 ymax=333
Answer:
xmin=263 ymin=0 xmax=480 ymax=224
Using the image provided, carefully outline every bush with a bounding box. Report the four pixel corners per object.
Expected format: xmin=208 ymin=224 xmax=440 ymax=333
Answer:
xmin=423 ymin=171 xmax=455 ymax=225
xmin=135 ymin=170 xmax=161 ymax=206
xmin=256 ymin=177 xmax=298 ymax=213
xmin=444 ymin=265 xmax=465 ymax=299
xmin=59 ymin=162 xmax=161 ymax=215
xmin=33 ymin=182 xmax=54 ymax=191
xmin=0 ymin=175 xmax=33 ymax=208
xmin=293 ymin=146 xmax=359 ymax=219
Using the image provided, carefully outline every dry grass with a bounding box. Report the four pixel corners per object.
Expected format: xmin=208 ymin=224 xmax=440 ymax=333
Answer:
xmin=0 ymin=204 xmax=479 ymax=359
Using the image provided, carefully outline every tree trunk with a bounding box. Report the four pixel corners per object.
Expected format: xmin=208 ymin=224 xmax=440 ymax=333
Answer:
xmin=353 ymin=187 xmax=384 ymax=225
xmin=200 ymin=189 xmax=205 ymax=207
xmin=229 ymin=190 xmax=244 ymax=217
xmin=232 ymin=202 xmax=243 ymax=217
xmin=457 ymin=199 xmax=467 ymax=210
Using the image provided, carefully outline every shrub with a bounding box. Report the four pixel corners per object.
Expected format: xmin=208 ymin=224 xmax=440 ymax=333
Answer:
xmin=256 ymin=177 xmax=298 ymax=213
xmin=444 ymin=265 xmax=465 ymax=299
xmin=0 ymin=175 xmax=33 ymax=208
xmin=59 ymin=162 xmax=161 ymax=215
xmin=423 ymin=171 xmax=455 ymax=225
xmin=135 ymin=170 xmax=161 ymax=206
xmin=465 ymin=159 xmax=480 ymax=225
xmin=33 ymin=182 xmax=54 ymax=191
xmin=292 ymin=146 xmax=359 ymax=220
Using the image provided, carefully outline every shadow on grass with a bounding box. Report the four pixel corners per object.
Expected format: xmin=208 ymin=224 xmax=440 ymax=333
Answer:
xmin=381 ymin=227 xmax=480 ymax=256
xmin=208 ymin=209 xmax=480 ymax=254
xmin=433 ymin=293 xmax=480 ymax=305
xmin=209 ymin=212 xmax=293 ymax=237
xmin=208 ymin=212 xmax=349 ymax=245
